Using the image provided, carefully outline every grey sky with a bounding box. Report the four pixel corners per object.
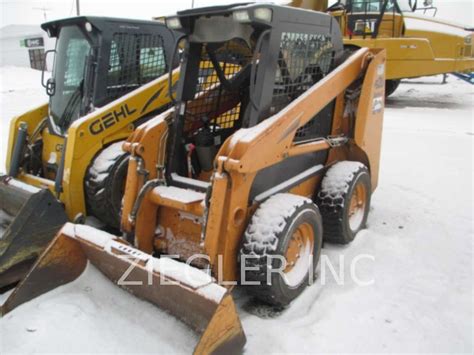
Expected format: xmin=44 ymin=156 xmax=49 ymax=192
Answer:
xmin=0 ymin=0 xmax=472 ymax=28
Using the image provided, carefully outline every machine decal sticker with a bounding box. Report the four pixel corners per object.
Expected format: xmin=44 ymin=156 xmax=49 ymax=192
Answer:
xmin=377 ymin=63 xmax=385 ymax=76
xmin=372 ymin=96 xmax=384 ymax=113
xmin=88 ymin=104 xmax=137 ymax=135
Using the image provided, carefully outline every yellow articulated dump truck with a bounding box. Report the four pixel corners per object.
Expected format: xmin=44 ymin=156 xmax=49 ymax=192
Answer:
xmin=2 ymin=3 xmax=386 ymax=354
xmin=0 ymin=16 xmax=179 ymax=289
xmin=290 ymin=0 xmax=474 ymax=95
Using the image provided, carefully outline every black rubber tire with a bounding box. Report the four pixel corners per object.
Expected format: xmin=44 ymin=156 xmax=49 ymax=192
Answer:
xmin=385 ymin=79 xmax=401 ymax=98
xmin=85 ymin=142 xmax=129 ymax=231
xmin=240 ymin=193 xmax=323 ymax=307
xmin=317 ymin=161 xmax=371 ymax=244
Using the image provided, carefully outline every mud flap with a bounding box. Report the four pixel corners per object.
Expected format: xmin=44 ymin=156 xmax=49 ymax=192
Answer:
xmin=2 ymin=223 xmax=246 ymax=354
xmin=0 ymin=177 xmax=68 ymax=289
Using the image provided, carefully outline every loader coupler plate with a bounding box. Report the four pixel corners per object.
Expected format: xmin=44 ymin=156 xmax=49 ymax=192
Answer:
xmin=0 ymin=177 xmax=68 ymax=288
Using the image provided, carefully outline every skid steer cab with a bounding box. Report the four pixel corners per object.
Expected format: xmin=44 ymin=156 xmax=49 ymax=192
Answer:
xmin=0 ymin=17 xmax=179 ymax=290
xmin=2 ymin=4 xmax=386 ymax=354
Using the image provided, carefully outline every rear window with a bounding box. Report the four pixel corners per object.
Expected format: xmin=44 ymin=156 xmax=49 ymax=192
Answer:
xmin=106 ymin=33 xmax=167 ymax=101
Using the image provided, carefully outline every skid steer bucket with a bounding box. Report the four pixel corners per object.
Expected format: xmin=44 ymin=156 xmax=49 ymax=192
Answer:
xmin=0 ymin=177 xmax=67 ymax=289
xmin=1 ymin=223 xmax=246 ymax=354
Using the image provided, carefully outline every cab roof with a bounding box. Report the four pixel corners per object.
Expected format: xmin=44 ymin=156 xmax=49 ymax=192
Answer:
xmin=172 ymin=2 xmax=334 ymax=29
xmin=41 ymin=16 xmax=166 ymax=37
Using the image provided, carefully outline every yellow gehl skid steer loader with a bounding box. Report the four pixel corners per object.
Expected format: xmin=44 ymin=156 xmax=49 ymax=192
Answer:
xmin=0 ymin=16 xmax=179 ymax=289
xmin=2 ymin=4 xmax=386 ymax=353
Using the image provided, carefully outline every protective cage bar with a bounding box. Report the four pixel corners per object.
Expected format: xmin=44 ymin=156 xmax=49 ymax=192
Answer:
xmin=183 ymin=39 xmax=254 ymax=136
xmin=106 ymin=32 xmax=167 ymax=102
xmin=272 ymin=31 xmax=335 ymax=142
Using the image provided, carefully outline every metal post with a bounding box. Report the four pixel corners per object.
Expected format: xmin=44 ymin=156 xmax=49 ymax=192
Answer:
xmin=76 ymin=0 xmax=80 ymax=16
xmin=33 ymin=7 xmax=50 ymax=21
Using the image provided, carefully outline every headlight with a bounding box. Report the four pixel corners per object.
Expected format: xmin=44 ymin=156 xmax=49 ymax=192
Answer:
xmin=254 ymin=8 xmax=272 ymax=22
xmin=233 ymin=10 xmax=250 ymax=23
xmin=166 ymin=17 xmax=182 ymax=30
xmin=153 ymin=17 xmax=166 ymax=25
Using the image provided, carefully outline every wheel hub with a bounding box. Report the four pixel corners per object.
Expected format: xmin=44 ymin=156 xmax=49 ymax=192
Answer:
xmin=348 ymin=181 xmax=367 ymax=231
xmin=284 ymin=222 xmax=314 ymax=275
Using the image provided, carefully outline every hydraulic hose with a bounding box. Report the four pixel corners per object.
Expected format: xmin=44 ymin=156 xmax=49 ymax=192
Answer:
xmin=54 ymin=137 xmax=67 ymax=197
xmin=9 ymin=123 xmax=28 ymax=177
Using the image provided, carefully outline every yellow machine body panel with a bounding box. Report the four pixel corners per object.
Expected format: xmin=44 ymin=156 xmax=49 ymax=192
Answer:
xmin=290 ymin=1 xmax=474 ymax=80
xmin=6 ymin=104 xmax=49 ymax=175
xmin=5 ymin=71 xmax=179 ymax=220
xmin=41 ymin=128 xmax=65 ymax=180
xmin=337 ymin=12 xmax=473 ymax=79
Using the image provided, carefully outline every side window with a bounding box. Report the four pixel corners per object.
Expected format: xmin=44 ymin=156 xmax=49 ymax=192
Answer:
xmin=271 ymin=32 xmax=333 ymax=114
xmin=353 ymin=0 xmax=397 ymax=13
xmin=349 ymin=0 xmax=398 ymax=36
xmin=385 ymin=0 xmax=396 ymax=11
xmin=64 ymin=38 xmax=90 ymax=87
xmin=352 ymin=0 xmax=382 ymax=12
xmin=108 ymin=41 xmax=121 ymax=76
xmin=271 ymin=31 xmax=335 ymax=142
xmin=28 ymin=48 xmax=45 ymax=70
xmin=105 ymin=33 xmax=166 ymax=102
xmin=140 ymin=46 xmax=166 ymax=79
xmin=48 ymin=25 xmax=92 ymax=131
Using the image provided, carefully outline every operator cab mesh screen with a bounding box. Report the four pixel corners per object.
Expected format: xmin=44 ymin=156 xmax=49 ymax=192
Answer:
xmin=272 ymin=32 xmax=334 ymax=142
xmin=106 ymin=33 xmax=167 ymax=102
xmin=184 ymin=39 xmax=253 ymax=136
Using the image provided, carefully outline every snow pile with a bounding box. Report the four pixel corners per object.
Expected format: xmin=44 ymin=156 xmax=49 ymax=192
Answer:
xmin=154 ymin=185 xmax=205 ymax=204
xmin=73 ymin=223 xmax=115 ymax=248
xmin=7 ymin=178 xmax=41 ymax=193
xmin=0 ymin=66 xmax=46 ymax=93
xmin=0 ymin=264 xmax=198 ymax=353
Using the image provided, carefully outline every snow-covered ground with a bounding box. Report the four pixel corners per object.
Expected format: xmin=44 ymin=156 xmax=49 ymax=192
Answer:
xmin=0 ymin=67 xmax=472 ymax=354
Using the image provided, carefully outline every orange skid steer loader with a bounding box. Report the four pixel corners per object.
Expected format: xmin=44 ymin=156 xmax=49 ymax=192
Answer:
xmin=2 ymin=4 xmax=386 ymax=354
